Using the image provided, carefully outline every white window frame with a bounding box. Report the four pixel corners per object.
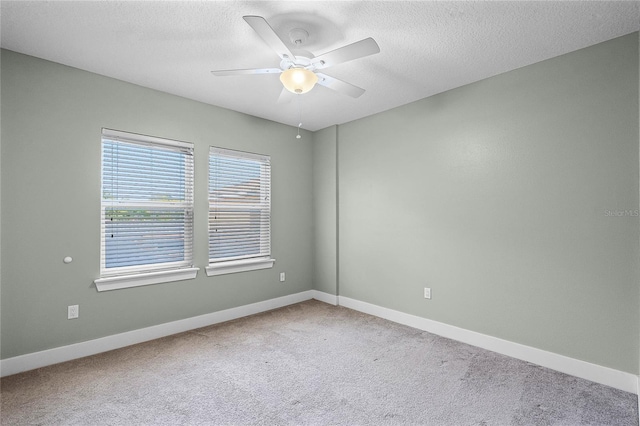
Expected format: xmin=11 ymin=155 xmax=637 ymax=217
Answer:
xmin=206 ymin=146 xmax=275 ymax=276
xmin=95 ymin=129 xmax=198 ymax=291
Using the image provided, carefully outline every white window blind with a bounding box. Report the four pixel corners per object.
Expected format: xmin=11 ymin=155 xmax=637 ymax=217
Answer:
xmin=100 ymin=129 xmax=194 ymax=278
xmin=209 ymin=147 xmax=271 ymax=265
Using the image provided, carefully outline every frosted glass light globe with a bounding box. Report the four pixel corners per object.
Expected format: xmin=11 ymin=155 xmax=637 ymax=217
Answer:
xmin=280 ymin=68 xmax=318 ymax=94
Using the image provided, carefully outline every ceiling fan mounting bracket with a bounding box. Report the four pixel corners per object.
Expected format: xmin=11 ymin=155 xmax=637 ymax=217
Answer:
xmin=289 ymin=28 xmax=309 ymax=46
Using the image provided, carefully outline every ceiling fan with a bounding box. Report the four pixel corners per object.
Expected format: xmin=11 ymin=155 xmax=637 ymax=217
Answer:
xmin=211 ymin=16 xmax=380 ymax=99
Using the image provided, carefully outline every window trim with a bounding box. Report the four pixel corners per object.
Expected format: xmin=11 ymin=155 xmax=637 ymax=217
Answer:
xmin=95 ymin=267 xmax=200 ymax=292
xmin=205 ymin=258 xmax=275 ymax=277
xmin=95 ymin=128 xmax=197 ymax=290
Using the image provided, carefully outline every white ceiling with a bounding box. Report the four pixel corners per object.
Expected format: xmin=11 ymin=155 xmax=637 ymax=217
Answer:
xmin=1 ymin=1 xmax=638 ymax=131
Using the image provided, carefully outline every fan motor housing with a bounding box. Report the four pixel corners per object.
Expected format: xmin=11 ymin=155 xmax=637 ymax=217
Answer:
xmin=280 ymin=55 xmax=314 ymax=72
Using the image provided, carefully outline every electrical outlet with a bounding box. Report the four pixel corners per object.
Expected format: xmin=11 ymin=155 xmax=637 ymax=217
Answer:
xmin=68 ymin=305 xmax=79 ymax=319
xmin=424 ymin=288 xmax=431 ymax=299
xmin=280 ymin=272 xmax=286 ymax=282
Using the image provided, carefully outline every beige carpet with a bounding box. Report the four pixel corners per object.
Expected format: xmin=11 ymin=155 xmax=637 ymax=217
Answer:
xmin=1 ymin=300 xmax=637 ymax=425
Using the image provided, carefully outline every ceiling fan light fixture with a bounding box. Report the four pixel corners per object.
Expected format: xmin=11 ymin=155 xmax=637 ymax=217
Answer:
xmin=280 ymin=68 xmax=318 ymax=94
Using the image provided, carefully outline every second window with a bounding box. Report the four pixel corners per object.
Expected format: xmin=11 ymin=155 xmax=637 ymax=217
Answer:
xmin=207 ymin=147 xmax=273 ymax=275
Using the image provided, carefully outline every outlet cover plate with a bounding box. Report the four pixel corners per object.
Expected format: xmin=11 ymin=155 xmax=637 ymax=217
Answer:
xmin=424 ymin=288 xmax=431 ymax=299
xmin=68 ymin=305 xmax=79 ymax=319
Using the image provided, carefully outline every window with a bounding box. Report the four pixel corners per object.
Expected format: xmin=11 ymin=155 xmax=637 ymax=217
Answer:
xmin=207 ymin=147 xmax=274 ymax=276
xmin=95 ymin=129 xmax=198 ymax=291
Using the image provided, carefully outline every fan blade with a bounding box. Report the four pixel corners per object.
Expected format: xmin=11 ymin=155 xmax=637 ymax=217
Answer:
xmin=311 ymin=38 xmax=380 ymax=69
xmin=315 ymin=73 xmax=366 ymax=98
xmin=211 ymin=68 xmax=282 ymax=76
xmin=277 ymin=87 xmax=294 ymax=104
xmin=243 ymin=15 xmax=295 ymax=60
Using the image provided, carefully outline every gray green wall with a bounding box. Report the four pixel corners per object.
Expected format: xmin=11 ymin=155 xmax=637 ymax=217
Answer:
xmin=312 ymin=125 xmax=338 ymax=295
xmin=2 ymin=32 xmax=639 ymax=376
xmin=0 ymin=49 xmax=314 ymax=359
xmin=334 ymin=33 xmax=639 ymax=373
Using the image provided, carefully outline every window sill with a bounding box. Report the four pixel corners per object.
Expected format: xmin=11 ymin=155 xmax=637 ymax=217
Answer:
xmin=94 ymin=267 xmax=200 ymax=292
xmin=206 ymin=258 xmax=275 ymax=277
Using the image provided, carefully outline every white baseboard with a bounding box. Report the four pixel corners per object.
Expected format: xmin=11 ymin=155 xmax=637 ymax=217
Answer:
xmin=310 ymin=290 xmax=338 ymax=305
xmin=0 ymin=290 xmax=315 ymax=377
xmin=339 ymin=296 xmax=638 ymax=394
xmin=3 ymin=290 xmax=636 ymax=396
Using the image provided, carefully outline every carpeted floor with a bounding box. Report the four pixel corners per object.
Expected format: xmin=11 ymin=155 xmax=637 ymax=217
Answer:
xmin=1 ymin=300 xmax=637 ymax=425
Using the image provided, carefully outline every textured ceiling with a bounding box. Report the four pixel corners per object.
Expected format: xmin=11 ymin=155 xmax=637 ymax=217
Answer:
xmin=1 ymin=1 xmax=638 ymax=131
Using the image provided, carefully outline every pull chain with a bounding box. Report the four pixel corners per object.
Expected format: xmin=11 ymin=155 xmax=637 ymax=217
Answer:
xmin=295 ymin=94 xmax=303 ymax=139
